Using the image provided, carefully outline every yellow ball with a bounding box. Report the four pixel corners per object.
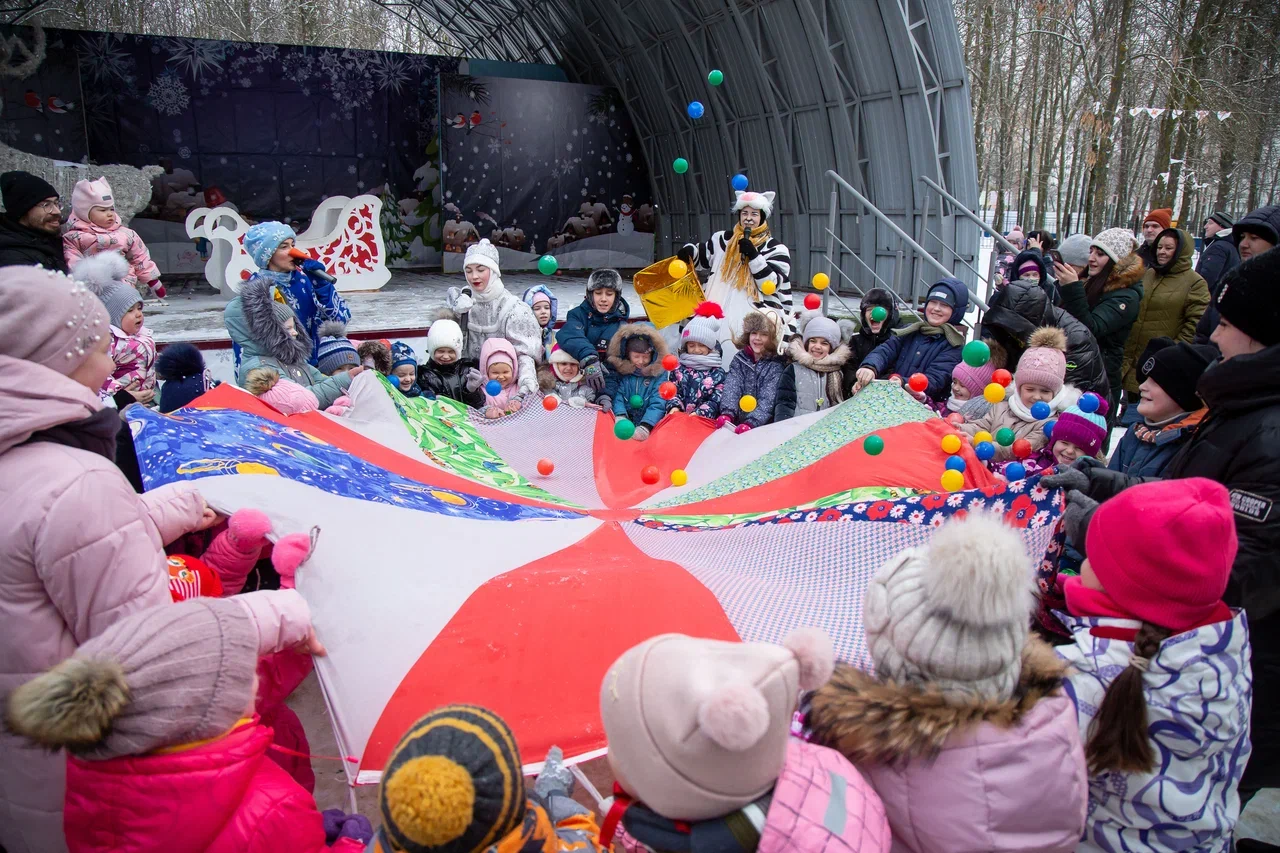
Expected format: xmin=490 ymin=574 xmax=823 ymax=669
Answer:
xmin=940 ymin=433 xmax=962 ymax=455
xmin=739 ymin=394 xmax=757 ymax=413
xmin=973 ymin=430 xmax=993 ymax=446
xmin=940 ymin=469 xmax=965 ymax=492
xmin=812 ymin=272 xmax=830 ymax=290
xmin=983 ymin=382 xmax=1005 ymax=404
xmin=760 ymin=280 xmax=777 ymax=296
xmin=671 ymin=469 xmax=688 ymax=486
xmin=668 ymin=258 xmax=689 ymax=278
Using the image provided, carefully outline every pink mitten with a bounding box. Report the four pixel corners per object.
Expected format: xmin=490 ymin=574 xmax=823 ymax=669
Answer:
xmin=273 ymin=528 xmax=317 ymax=590
xmin=734 ymin=422 xmax=753 ymax=434
xmin=714 ymin=414 xmax=733 ymax=429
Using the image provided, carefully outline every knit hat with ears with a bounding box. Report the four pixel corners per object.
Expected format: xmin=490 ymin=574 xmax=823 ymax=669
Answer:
xmin=681 ymin=301 xmax=724 ymax=352
xmin=1090 ymin=227 xmax=1136 ymax=264
xmin=71 ymin=176 xmax=115 ymax=222
xmin=0 ymin=266 xmax=109 ymax=376
xmin=74 ymin=251 xmax=140 ymax=328
xmin=601 ymin=627 xmax=835 ymax=821
xmin=243 ymin=221 xmax=297 ymax=270
xmin=731 ymin=190 xmax=775 ymax=221
xmin=1015 ymin=325 xmax=1068 ymax=393
xmin=865 ymin=512 xmax=1035 ymax=704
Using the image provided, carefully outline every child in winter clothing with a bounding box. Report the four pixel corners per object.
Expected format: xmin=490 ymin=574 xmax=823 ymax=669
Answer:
xmin=1000 ymin=395 xmax=1110 ymax=480
xmin=315 ymin=322 xmax=361 ymax=376
xmin=368 ymin=705 xmax=603 ymax=853
xmin=1056 ymin=478 xmax=1250 ymax=852
xmin=961 ymin=326 xmax=1071 ymax=462
xmin=844 ymin=287 xmax=902 ymax=371
xmin=805 ymin=513 xmax=1088 ymax=853
xmin=417 ymin=314 xmax=485 ymax=407
xmin=75 ymin=252 xmax=157 ymax=405
xmin=523 ymin=283 xmax=559 ymax=358
xmin=358 ymin=338 xmax=393 ymax=375
xmin=4 ymin=591 xmax=370 ymax=853
xmin=480 ymin=336 xmax=523 ymax=418
xmin=669 ymin=301 xmax=728 ymax=419
xmin=166 ymin=508 xmax=273 ymax=600
xmin=244 ymin=366 xmax=322 ymax=415
xmin=1108 ymin=337 xmax=1213 ymax=479
xmin=854 ymin=277 xmax=969 ymax=401
xmin=718 ymin=310 xmax=786 ymax=432
xmin=775 ymin=313 xmax=850 ymax=420
xmin=607 ymin=323 xmax=671 ymax=441
xmin=939 ymin=358 xmax=997 ymax=419
xmin=600 ymin=628 xmax=892 ymax=852
xmin=62 ymin=177 xmax=165 ymax=300
xmin=538 ymin=343 xmax=598 ymax=408
xmin=156 ymin=342 xmax=213 ymax=412
xmin=390 ymin=341 xmax=423 ymax=397
xmin=559 ymin=268 xmax=631 ymax=402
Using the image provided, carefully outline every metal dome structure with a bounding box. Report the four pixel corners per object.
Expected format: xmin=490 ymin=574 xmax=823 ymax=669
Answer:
xmin=371 ymin=0 xmax=983 ymax=303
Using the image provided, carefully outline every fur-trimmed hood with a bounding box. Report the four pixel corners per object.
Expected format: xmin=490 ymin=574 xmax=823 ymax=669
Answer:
xmin=786 ymin=339 xmax=851 ymax=372
xmin=1104 ymin=252 xmax=1146 ymax=293
xmin=226 ymin=280 xmax=311 ymax=367
xmin=606 ymin=322 xmax=670 ymax=377
xmin=358 ymin=340 xmax=392 ymax=374
xmin=806 ymin=636 xmax=1070 ymax=764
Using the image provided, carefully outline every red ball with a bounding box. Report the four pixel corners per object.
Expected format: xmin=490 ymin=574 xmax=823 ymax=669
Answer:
xmin=992 ymin=368 xmax=1013 ymax=387
xmin=658 ymin=381 xmax=677 ymax=400
xmin=641 ymin=465 xmax=660 ymax=485
xmin=946 ymin=412 xmax=966 ymax=426
xmin=662 ymin=353 xmax=678 ymax=371
xmin=907 ymin=373 xmax=928 ymax=393
xmin=537 ymin=458 xmax=555 ymax=476
xmin=1012 ymin=438 xmax=1033 ymax=459
xmin=804 ymin=293 xmax=822 ymax=310
xmin=541 ymin=394 xmax=559 ymax=411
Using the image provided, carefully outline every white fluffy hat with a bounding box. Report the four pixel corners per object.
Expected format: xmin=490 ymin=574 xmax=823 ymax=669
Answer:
xmin=731 ymin=190 xmax=775 ymax=220
xmin=463 ymin=238 xmax=502 ymax=275
xmin=425 ymin=318 xmax=464 ymax=356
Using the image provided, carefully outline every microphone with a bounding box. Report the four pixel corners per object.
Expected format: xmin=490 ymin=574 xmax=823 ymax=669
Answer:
xmin=743 ymin=225 xmax=753 ymax=240
xmin=287 ymin=247 xmax=337 ymax=283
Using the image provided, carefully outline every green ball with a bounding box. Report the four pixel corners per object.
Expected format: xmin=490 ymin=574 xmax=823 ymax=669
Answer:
xmin=629 ymin=394 xmax=644 ymax=409
xmin=537 ymin=254 xmax=558 ymax=275
xmin=870 ymin=306 xmax=888 ymax=323
xmin=995 ymin=427 xmax=1015 ymax=446
xmin=614 ymin=418 xmax=636 ymax=440
xmin=962 ymin=339 xmax=991 ymax=367
xmin=673 ymin=157 xmax=689 ymax=174
xmin=708 ymin=69 xmax=724 ymax=86
xmin=863 ymin=434 xmax=885 ymax=455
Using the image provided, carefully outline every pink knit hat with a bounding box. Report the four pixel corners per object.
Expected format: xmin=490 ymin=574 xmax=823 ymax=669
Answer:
xmin=0 ymin=266 xmax=109 ymax=376
xmin=600 ymin=628 xmax=834 ymax=821
xmin=259 ymin=376 xmax=319 ymax=415
xmin=1015 ymin=326 xmax=1068 ymax=393
xmin=71 ymin=176 xmax=114 ymax=222
xmin=951 ymin=360 xmax=995 ymax=398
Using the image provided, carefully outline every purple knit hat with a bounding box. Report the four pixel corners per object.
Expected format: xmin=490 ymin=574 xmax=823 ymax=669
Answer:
xmin=952 ymin=360 xmax=995 ymax=398
xmin=1050 ymin=395 xmax=1110 ymax=457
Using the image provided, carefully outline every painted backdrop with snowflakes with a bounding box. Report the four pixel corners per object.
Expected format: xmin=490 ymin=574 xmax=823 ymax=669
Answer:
xmin=440 ymin=76 xmax=654 ymax=271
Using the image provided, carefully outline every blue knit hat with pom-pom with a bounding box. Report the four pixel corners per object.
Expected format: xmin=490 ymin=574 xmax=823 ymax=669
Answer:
xmin=156 ymin=343 xmax=211 ymax=412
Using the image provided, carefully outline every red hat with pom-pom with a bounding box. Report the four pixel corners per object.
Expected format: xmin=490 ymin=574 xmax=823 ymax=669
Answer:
xmin=167 ymin=555 xmax=224 ymax=601
xmin=681 ymin=301 xmax=725 ymax=353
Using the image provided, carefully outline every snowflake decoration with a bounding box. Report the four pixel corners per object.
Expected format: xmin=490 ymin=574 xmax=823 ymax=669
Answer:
xmin=163 ymin=38 xmax=226 ymax=83
xmin=487 ymin=137 xmax=503 ymax=155
xmin=0 ymin=124 xmax=19 ymax=144
xmin=254 ymin=44 xmax=279 ymax=63
xmin=147 ymin=73 xmax=190 ymax=117
xmin=281 ymin=52 xmax=316 ymax=86
xmin=178 ymin=146 xmax=191 ymax=159
xmin=347 ymin=164 xmax=357 ymax=175
xmin=318 ymin=51 xmax=342 ymax=75
xmin=369 ymin=54 xmax=411 ymax=94
xmin=625 ymin=153 xmax=633 ymax=163
xmin=240 ymin=77 xmax=252 ymax=88
xmin=78 ymin=33 xmax=136 ymax=88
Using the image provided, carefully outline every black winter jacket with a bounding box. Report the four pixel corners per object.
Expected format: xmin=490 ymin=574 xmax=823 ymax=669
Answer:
xmin=841 ymin=287 xmax=902 ymax=397
xmin=0 ymin=215 xmax=68 ymax=272
xmin=1192 ymin=234 xmax=1240 ymax=346
xmin=417 ymin=357 xmax=484 ymax=408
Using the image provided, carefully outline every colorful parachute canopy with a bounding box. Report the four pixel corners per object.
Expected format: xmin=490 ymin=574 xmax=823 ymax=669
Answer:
xmin=128 ymin=375 xmax=1064 ymax=784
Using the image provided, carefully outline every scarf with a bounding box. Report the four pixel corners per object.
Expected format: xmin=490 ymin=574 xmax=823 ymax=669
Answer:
xmin=472 ymin=273 xmax=507 ymax=304
xmin=613 ymin=793 xmax=773 ymax=853
xmin=891 ymin=318 xmax=967 ymax=347
xmin=1133 ymin=408 xmax=1204 ymax=443
xmin=679 ymin=351 xmax=723 ymax=371
xmin=21 ymin=406 xmax=121 ymax=462
xmin=1064 ymin=576 xmax=1232 ymax=639
xmin=719 ymin=223 xmax=771 ymax=296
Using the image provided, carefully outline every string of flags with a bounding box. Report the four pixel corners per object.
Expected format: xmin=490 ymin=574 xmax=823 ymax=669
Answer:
xmin=1125 ymin=107 xmax=1231 ymax=121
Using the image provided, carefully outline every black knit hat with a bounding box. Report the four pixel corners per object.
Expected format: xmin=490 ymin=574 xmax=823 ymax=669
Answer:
xmin=1208 ymin=212 xmax=1233 ymax=230
xmin=1 ymin=171 xmax=59 ymax=219
xmin=1138 ymin=338 xmax=1215 ymax=412
xmin=1215 ymin=248 xmax=1280 ymax=347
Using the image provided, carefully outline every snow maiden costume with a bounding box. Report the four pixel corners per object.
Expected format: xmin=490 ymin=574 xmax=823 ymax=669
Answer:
xmin=680 ymin=190 xmax=793 ymax=368
xmin=445 ymin=239 xmax=542 ymax=394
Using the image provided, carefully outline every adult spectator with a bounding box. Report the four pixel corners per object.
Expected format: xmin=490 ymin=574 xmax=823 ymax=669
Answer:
xmin=1120 ymin=227 xmax=1209 ymax=402
xmin=1053 ymin=227 xmax=1143 ymax=417
xmin=1137 ymin=207 xmax=1172 ymax=268
xmin=1192 ymin=212 xmax=1240 ymax=345
xmin=1233 ymin=203 xmax=1279 ymax=263
xmin=994 ymin=225 xmax=1024 ymax=284
xmin=1057 ymin=233 xmax=1092 ymax=278
xmin=1045 ymin=247 xmax=1280 ymax=818
xmin=0 ymin=171 xmax=67 ymax=272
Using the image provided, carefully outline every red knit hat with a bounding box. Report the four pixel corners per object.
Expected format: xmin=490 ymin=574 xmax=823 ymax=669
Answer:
xmin=1085 ymin=478 xmax=1235 ymax=632
xmin=1144 ymin=208 xmax=1173 ymax=230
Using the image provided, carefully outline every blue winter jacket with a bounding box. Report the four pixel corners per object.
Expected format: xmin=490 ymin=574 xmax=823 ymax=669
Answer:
xmin=1106 ymin=411 xmax=1205 ymax=479
xmin=860 ymin=277 xmax=968 ymax=401
xmin=559 ymin=294 xmax=631 ymax=365
xmin=606 ymin=322 xmax=671 ymax=428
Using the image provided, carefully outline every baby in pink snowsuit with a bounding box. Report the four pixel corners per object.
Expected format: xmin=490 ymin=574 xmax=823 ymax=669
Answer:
xmin=63 ymin=177 xmax=165 ymax=299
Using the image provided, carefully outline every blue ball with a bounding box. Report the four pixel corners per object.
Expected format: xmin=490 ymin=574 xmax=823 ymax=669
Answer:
xmin=485 ymin=379 xmax=501 ymax=397
xmin=1004 ymin=462 xmax=1027 ymax=481
xmin=1030 ymin=400 xmax=1051 ymax=420
xmin=974 ymin=441 xmax=996 ymax=461
xmin=1078 ymin=392 xmax=1100 ymax=414
xmin=731 ymin=173 xmax=748 ymax=191
xmin=1043 ymin=420 xmax=1055 ymax=438
xmin=687 ymin=100 xmax=705 ymax=119
xmin=945 ymin=455 xmax=966 ymax=472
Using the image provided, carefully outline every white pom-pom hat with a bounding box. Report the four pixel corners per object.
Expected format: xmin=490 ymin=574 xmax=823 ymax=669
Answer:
xmin=600 ymin=627 xmax=834 ymax=821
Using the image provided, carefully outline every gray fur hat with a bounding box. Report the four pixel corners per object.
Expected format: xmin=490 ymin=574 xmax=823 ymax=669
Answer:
xmin=587 ymin=268 xmax=622 ymax=294
xmin=864 ymin=513 xmax=1035 ymax=703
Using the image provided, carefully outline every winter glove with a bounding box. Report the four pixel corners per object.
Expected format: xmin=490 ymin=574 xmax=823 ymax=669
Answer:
xmin=1039 ymin=463 xmax=1091 ymax=493
xmin=322 ymin=809 xmax=374 ymax=845
xmin=299 ymin=259 xmax=327 ymax=275
xmin=534 ymin=746 xmax=575 ymax=801
xmin=582 ymin=356 xmax=606 ymax=392
xmin=1062 ymin=490 xmax=1100 ymax=548
xmin=446 ymin=285 xmax=475 ymax=314
xmin=633 ymin=425 xmax=651 ymax=441
xmin=735 ymin=422 xmax=753 ymax=434
xmin=715 ymin=414 xmax=734 ymax=430
xmin=568 ymin=395 xmax=587 ymax=409
xmin=737 ymin=235 xmax=760 ymax=260
xmin=677 ymin=245 xmax=696 ymax=266
xmin=146 ymin=279 xmax=166 ymax=299
xmin=464 ymin=367 xmax=484 ymax=392
xmin=518 ymin=373 xmax=538 ymax=395
xmin=596 ymin=396 xmax=611 ymax=411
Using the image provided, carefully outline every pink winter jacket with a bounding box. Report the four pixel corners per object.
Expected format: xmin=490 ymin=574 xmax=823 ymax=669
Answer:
xmin=100 ymin=324 xmax=158 ymax=399
xmin=62 ymin=214 xmax=162 ymax=291
xmin=0 ymin=356 xmax=205 ymax=853
xmin=806 ymin=639 xmax=1088 ymax=853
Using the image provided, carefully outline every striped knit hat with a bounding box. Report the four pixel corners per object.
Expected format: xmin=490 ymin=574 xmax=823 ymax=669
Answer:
xmin=377 ymin=705 xmax=526 ymax=853
xmin=1050 ymin=395 xmax=1109 ymax=457
xmin=316 ymin=321 xmax=359 ymax=375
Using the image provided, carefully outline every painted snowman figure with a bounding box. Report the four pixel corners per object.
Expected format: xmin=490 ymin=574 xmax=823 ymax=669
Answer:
xmin=617 ymin=194 xmax=636 ymax=236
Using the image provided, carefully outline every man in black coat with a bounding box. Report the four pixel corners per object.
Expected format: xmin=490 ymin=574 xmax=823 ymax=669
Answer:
xmin=0 ymin=171 xmax=66 ymax=273
xmin=1046 ymin=247 xmax=1280 ymax=809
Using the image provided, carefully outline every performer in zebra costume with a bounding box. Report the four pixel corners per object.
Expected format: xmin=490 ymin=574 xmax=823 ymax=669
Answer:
xmin=678 ymin=190 xmax=794 ymax=369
